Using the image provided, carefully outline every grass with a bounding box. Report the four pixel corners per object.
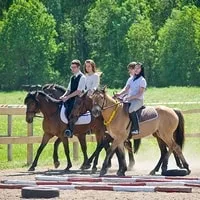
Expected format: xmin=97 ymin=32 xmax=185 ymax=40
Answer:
xmin=0 ymin=87 xmax=200 ymax=170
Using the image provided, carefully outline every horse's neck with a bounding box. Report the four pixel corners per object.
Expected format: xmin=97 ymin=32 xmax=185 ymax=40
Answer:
xmin=102 ymin=95 xmax=118 ymax=120
xmin=85 ymin=98 xmax=93 ymax=112
xmin=38 ymin=96 xmax=59 ymax=117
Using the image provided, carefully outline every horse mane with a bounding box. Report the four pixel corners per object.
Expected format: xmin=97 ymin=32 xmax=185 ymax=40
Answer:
xmin=42 ymin=84 xmax=67 ymax=93
xmin=24 ymin=90 xmax=62 ymax=104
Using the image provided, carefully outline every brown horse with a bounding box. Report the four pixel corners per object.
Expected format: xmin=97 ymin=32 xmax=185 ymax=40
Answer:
xmin=24 ymin=90 xmax=107 ymax=171
xmin=42 ymin=84 xmax=136 ymax=171
xmin=90 ymin=88 xmax=191 ymax=176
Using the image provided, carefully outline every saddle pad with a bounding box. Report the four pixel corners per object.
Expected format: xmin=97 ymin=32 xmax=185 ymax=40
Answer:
xmin=60 ymin=105 xmax=91 ymax=125
xmin=138 ymin=106 xmax=158 ymax=123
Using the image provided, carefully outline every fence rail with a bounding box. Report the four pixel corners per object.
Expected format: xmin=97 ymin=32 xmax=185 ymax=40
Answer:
xmin=0 ymin=104 xmax=200 ymax=165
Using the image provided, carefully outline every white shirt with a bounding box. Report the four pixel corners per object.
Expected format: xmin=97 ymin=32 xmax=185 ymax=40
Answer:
xmin=67 ymin=71 xmax=86 ymax=92
xmin=126 ymin=76 xmax=147 ymax=100
xmin=85 ymin=73 xmax=100 ymax=93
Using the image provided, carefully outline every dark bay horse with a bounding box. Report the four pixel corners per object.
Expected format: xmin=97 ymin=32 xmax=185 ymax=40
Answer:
xmin=42 ymin=84 xmax=135 ymax=172
xmin=90 ymin=88 xmax=191 ymax=176
xmin=24 ymin=90 xmax=107 ymax=171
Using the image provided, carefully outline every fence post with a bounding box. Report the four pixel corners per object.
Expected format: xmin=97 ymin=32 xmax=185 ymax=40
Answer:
xmin=27 ymin=123 xmax=33 ymax=165
xmin=73 ymin=141 xmax=79 ymax=161
xmin=7 ymin=112 xmax=12 ymax=161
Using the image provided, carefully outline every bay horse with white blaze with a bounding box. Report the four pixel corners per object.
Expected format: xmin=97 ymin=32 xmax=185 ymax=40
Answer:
xmin=90 ymin=88 xmax=191 ymax=176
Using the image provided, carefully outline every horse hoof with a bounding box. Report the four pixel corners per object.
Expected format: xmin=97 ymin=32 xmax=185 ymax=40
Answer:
xmin=91 ymin=167 xmax=97 ymax=174
xmin=54 ymin=161 xmax=60 ymax=169
xmin=64 ymin=164 xmax=72 ymax=171
xmin=117 ymin=171 xmax=125 ymax=176
xmin=28 ymin=167 xmax=35 ymax=171
xmin=80 ymin=164 xmax=91 ymax=170
xmin=99 ymin=169 xmax=107 ymax=177
xmin=149 ymin=170 xmax=156 ymax=175
xmin=162 ymin=169 xmax=189 ymax=176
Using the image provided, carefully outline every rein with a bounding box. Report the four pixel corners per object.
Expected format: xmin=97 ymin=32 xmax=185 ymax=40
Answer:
xmin=104 ymin=103 xmax=120 ymax=126
xmin=98 ymin=93 xmax=121 ymax=126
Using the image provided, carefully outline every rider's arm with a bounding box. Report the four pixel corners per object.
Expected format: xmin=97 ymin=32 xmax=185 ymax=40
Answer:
xmin=63 ymin=75 xmax=86 ymax=100
xmin=117 ymin=85 xmax=130 ymax=96
xmin=127 ymin=87 xmax=145 ymax=100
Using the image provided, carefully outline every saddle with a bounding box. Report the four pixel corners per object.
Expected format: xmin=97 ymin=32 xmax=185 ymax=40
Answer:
xmin=123 ymin=103 xmax=158 ymax=123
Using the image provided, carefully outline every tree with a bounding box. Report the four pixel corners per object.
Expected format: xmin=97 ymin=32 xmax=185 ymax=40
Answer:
xmin=156 ymin=6 xmax=200 ymax=86
xmin=0 ymin=0 xmax=59 ymax=90
xmin=125 ymin=18 xmax=156 ymax=85
xmin=85 ymin=0 xmax=150 ymax=88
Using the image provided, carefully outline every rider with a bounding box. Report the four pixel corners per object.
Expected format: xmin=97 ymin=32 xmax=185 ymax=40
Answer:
xmin=64 ymin=59 xmax=101 ymax=137
xmin=84 ymin=59 xmax=100 ymax=96
xmin=115 ymin=62 xmax=146 ymax=135
xmin=60 ymin=59 xmax=86 ymax=138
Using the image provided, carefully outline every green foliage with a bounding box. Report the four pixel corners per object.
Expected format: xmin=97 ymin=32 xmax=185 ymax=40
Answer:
xmin=0 ymin=0 xmax=59 ymax=90
xmin=0 ymin=0 xmax=200 ymax=90
xmin=156 ymin=6 xmax=200 ymax=86
xmin=126 ymin=18 xmax=156 ymax=85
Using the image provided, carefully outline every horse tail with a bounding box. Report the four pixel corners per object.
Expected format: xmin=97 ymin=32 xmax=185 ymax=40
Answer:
xmin=173 ymin=109 xmax=185 ymax=149
xmin=134 ymin=139 xmax=141 ymax=153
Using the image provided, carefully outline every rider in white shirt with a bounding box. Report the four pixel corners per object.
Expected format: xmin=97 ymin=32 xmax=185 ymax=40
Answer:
xmin=116 ymin=62 xmax=147 ymax=135
xmin=60 ymin=59 xmax=86 ymax=137
xmin=84 ymin=59 xmax=100 ymax=95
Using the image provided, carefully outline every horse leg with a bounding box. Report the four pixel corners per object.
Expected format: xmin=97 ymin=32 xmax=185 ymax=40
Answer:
xmin=77 ymin=134 xmax=89 ymax=170
xmin=88 ymin=138 xmax=108 ymax=173
xmin=162 ymin=138 xmax=191 ymax=175
xmin=100 ymin=140 xmax=126 ymax=176
xmin=173 ymin=151 xmax=183 ymax=169
xmin=124 ymin=140 xmax=135 ymax=170
xmin=53 ymin=138 xmax=61 ymax=168
xmin=61 ymin=137 xmax=72 ymax=171
xmin=149 ymin=136 xmax=168 ymax=175
xmin=115 ymin=145 xmax=127 ymax=176
xmin=28 ymin=134 xmax=52 ymax=171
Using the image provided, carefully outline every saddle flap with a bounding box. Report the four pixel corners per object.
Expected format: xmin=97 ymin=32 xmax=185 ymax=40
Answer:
xmin=137 ymin=106 xmax=158 ymax=123
xmin=60 ymin=104 xmax=91 ymax=125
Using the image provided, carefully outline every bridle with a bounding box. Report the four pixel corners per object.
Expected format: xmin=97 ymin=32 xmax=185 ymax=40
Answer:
xmin=26 ymin=94 xmax=42 ymax=118
xmin=93 ymin=92 xmax=121 ymax=111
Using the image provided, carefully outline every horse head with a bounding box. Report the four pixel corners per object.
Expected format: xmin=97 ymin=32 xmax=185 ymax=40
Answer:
xmin=69 ymin=91 xmax=92 ymax=119
xmin=91 ymin=87 xmax=107 ymax=118
xmin=24 ymin=91 xmax=40 ymax=123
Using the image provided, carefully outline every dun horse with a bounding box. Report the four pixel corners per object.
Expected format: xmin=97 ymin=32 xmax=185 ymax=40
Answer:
xmin=90 ymin=88 xmax=191 ymax=176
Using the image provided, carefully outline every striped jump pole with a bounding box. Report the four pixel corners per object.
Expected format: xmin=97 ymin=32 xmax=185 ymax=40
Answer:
xmin=34 ymin=175 xmax=200 ymax=184
xmin=0 ymin=182 xmax=192 ymax=193
xmin=2 ymin=179 xmax=200 ymax=188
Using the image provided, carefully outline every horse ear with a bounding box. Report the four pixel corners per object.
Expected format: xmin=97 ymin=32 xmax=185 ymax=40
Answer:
xmin=102 ymin=85 xmax=107 ymax=92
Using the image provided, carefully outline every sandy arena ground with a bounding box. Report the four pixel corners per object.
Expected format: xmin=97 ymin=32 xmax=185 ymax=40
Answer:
xmin=0 ymin=157 xmax=200 ymax=200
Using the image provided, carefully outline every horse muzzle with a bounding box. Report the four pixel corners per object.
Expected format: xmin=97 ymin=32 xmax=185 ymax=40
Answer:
xmin=91 ymin=105 xmax=101 ymax=118
xmin=26 ymin=113 xmax=34 ymax=123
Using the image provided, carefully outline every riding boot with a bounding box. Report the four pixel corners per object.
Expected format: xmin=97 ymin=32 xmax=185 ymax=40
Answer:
xmin=64 ymin=100 xmax=75 ymax=138
xmin=64 ymin=121 xmax=74 ymax=138
xmin=129 ymin=111 xmax=139 ymax=135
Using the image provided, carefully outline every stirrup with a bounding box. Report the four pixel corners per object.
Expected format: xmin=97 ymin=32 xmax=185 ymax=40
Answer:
xmin=64 ymin=129 xmax=73 ymax=138
xmin=131 ymin=130 xmax=139 ymax=135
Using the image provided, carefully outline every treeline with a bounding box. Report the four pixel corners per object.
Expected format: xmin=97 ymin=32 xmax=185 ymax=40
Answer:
xmin=0 ymin=0 xmax=200 ymax=90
